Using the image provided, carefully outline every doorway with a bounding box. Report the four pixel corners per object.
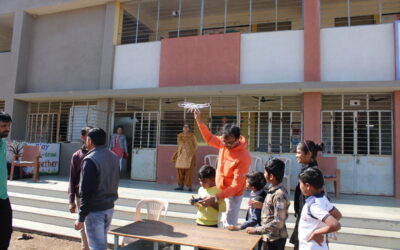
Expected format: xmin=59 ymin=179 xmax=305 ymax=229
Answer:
xmin=113 ymin=113 xmax=134 ymax=178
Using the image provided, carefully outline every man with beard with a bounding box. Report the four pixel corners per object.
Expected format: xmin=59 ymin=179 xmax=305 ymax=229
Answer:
xmin=0 ymin=112 xmax=12 ymax=249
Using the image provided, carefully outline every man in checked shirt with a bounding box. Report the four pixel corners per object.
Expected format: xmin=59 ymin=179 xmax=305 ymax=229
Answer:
xmin=246 ymin=158 xmax=290 ymax=250
xmin=68 ymin=126 xmax=92 ymax=250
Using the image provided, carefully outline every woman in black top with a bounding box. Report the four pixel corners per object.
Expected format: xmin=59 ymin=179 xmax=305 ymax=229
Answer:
xmin=289 ymin=140 xmax=324 ymax=250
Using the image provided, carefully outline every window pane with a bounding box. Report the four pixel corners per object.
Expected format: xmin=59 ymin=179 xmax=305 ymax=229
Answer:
xmin=322 ymin=112 xmax=332 ymax=154
xmin=240 ymin=112 xmax=258 ymax=152
xmin=281 ymin=112 xmax=291 ymax=153
xmin=343 ymin=112 xmax=354 ymax=154
xmin=333 ymin=112 xmax=343 ymax=154
xmin=290 ymin=112 xmax=302 ymax=153
xmin=203 ymin=0 xmax=225 ymax=34
xmin=227 ymin=0 xmax=251 ymax=34
xmin=381 ymin=112 xmax=392 ymax=155
xmin=258 ymin=112 xmax=269 ymax=152
xmin=160 ymin=111 xmax=184 ymax=145
xmin=159 ymin=0 xmax=180 ymax=39
xmin=381 ymin=0 xmax=400 ymax=24
xmin=321 ymin=0 xmax=348 ymax=28
xmin=357 ymin=112 xmax=368 ymax=155
xmin=271 ymin=112 xmax=281 ymax=153
xmin=369 ymin=111 xmax=380 ymax=155
xmin=178 ymin=0 xmax=200 ymax=38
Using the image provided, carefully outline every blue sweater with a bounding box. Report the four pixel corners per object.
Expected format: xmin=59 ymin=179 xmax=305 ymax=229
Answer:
xmin=240 ymin=189 xmax=267 ymax=230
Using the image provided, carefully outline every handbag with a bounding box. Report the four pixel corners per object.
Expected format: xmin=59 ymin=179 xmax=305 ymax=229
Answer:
xmin=123 ymin=152 xmax=129 ymax=159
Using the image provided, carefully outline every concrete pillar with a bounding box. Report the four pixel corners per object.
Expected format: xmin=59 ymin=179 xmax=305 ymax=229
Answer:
xmin=10 ymin=11 xmax=32 ymax=94
xmin=394 ymin=91 xmax=400 ymax=198
xmin=7 ymin=11 xmax=32 ymax=139
xmin=95 ymin=99 xmax=112 ymax=142
xmin=304 ymin=0 xmax=320 ymax=81
xmin=9 ymin=100 xmax=28 ymax=141
xmin=303 ymin=92 xmax=321 ymax=143
xmin=99 ymin=2 xmax=117 ymax=90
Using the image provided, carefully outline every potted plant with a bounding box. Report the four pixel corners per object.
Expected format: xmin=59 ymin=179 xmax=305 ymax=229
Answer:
xmin=8 ymin=141 xmax=24 ymax=161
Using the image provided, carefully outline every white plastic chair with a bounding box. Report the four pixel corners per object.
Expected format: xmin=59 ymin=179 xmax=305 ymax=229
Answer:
xmin=134 ymin=198 xmax=168 ymax=221
xmin=122 ymin=198 xmax=169 ymax=246
xmin=204 ymin=154 xmax=218 ymax=168
xmin=250 ymin=156 xmax=262 ymax=173
xmin=276 ymin=157 xmax=292 ymax=196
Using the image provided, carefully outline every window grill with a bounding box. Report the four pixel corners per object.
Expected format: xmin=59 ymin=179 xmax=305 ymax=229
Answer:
xmin=114 ymin=95 xmax=303 ymax=153
xmin=321 ymin=94 xmax=392 ymax=156
xmin=119 ymin=0 xmax=303 ymax=44
xmin=26 ymin=101 xmax=97 ymax=143
xmin=321 ymin=0 xmax=400 ymax=28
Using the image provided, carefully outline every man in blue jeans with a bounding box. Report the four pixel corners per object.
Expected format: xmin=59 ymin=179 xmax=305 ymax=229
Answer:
xmin=0 ymin=112 xmax=12 ymax=249
xmin=74 ymin=128 xmax=120 ymax=250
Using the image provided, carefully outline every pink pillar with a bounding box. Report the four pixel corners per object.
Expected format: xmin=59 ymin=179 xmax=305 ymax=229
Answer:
xmin=304 ymin=0 xmax=321 ymax=81
xmin=394 ymin=91 xmax=400 ymax=198
xmin=303 ymin=92 xmax=321 ymax=143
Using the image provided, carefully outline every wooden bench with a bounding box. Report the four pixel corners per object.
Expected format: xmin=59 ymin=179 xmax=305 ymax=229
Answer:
xmin=318 ymin=156 xmax=340 ymax=199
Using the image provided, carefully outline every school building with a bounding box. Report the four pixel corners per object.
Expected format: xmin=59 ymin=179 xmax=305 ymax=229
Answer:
xmin=0 ymin=0 xmax=400 ymax=197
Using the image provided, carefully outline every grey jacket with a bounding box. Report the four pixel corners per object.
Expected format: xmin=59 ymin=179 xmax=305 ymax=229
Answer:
xmin=79 ymin=146 xmax=119 ymax=222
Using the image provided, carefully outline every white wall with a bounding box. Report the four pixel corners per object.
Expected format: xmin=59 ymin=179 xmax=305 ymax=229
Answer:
xmin=321 ymin=24 xmax=395 ymax=81
xmin=240 ymin=31 xmax=304 ymax=84
xmin=113 ymin=42 xmax=161 ymax=89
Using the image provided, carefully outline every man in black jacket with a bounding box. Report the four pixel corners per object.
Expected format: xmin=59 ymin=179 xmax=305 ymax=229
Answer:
xmin=74 ymin=128 xmax=119 ymax=250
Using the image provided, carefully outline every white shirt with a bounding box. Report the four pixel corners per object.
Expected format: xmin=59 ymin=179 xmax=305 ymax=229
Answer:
xmin=298 ymin=194 xmax=334 ymax=250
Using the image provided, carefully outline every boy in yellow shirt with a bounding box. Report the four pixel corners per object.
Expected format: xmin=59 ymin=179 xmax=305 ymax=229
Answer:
xmin=190 ymin=165 xmax=226 ymax=227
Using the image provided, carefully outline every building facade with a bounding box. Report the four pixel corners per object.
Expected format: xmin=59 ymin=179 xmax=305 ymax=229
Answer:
xmin=0 ymin=0 xmax=400 ymax=197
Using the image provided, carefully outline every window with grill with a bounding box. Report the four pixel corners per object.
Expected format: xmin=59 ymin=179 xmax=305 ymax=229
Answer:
xmin=322 ymin=94 xmax=392 ymax=156
xmin=321 ymin=0 xmax=400 ymax=28
xmin=114 ymin=96 xmax=303 ymax=150
xmin=239 ymin=96 xmax=302 ymax=153
xmin=240 ymin=111 xmax=302 ymax=153
xmin=26 ymin=101 xmax=97 ymax=143
xmin=0 ymin=100 xmax=4 ymax=111
xmin=334 ymin=15 xmax=375 ymax=27
xmin=118 ymin=0 xmax=303 ymax=44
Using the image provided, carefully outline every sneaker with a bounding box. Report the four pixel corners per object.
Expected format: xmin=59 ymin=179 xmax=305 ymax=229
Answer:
xmin=174 ymin=187 xmax=184 ymax=191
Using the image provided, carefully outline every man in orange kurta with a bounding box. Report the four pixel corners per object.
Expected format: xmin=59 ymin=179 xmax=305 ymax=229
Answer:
xmin=194 ymin=110 xmax=251 ymax=227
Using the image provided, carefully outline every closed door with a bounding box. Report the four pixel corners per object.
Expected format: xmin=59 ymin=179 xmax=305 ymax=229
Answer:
xmin=131 ymin=112 xmax=159 ymax=181
xmin=322 ymin=111 xmax=393 ymax=195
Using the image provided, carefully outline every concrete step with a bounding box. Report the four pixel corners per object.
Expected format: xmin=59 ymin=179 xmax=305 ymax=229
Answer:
xmin=9 ymin=187 xmax=400 ymax=232
xmin=11 ymin=203 xmax=400 ymax=249
xmin=8 ymin=179 xmax=400 ymax=249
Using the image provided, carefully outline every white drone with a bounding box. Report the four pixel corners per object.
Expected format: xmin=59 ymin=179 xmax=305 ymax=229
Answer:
xmin=178 ymin=102 xmax=210 ymax=113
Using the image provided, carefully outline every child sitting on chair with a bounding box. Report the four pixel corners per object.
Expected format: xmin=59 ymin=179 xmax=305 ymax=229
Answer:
xmin=227 ymin=171 xmax=266 ymax=231
xmin=190 ymin=165 xmax=226 ymax=228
